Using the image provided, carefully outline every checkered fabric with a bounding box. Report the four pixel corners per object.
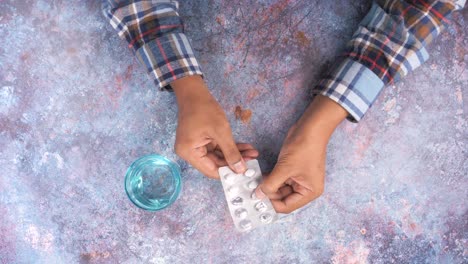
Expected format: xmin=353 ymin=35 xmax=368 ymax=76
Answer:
xmin=103 ymin=0 xmax=203 ymax=91
xmin=103 ymin=1 xmax=465 ymax=121
xmin=314 ymin=0 xmax=465 ymax=122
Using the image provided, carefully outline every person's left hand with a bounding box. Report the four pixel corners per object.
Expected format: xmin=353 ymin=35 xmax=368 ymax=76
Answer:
xmin=255 ymin=95 xmax=347 ymax=213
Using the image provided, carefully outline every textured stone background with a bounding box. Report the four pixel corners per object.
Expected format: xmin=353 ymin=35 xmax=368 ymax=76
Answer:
xmin=0 ymin=0 xmax=467 ymax=263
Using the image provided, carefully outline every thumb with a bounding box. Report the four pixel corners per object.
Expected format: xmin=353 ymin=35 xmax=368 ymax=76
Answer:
xmin=255 ymin=162 xmax=290 ymax=200
xmin=216 ymin=135 xmax=246 ymax=174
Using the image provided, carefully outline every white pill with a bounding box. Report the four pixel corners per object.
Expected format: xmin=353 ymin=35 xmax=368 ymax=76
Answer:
xmin=254 ymin=201 xmax=268 ymax=212
xmin=228 ymin=186 xmax=240 ymax=195
xmin=247 ymin=180 xmax=258 ymax=189
xmin=224 ymin=173 xmax=236 ymax=183
xmin=244 ymin=169 xmax=255 ymax=177
xmin=239 ymin=220 xmax=252 ymax=231
xmin=234 ymin=208 xmax=248 ymax=219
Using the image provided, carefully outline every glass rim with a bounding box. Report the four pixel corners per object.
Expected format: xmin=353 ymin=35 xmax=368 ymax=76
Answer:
xmin=124 ymin=154 xmax=181 ymax=211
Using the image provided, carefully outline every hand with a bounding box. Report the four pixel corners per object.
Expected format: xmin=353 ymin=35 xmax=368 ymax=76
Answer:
xmin=255 ymin=95 xmax=347 ymax=213
xmin=172 ymin=75 xmax=258 ymax=178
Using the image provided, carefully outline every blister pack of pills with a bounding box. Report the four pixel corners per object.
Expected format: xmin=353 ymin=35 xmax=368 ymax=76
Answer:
xmin=219 ymin=159 xmax=278 ymax=232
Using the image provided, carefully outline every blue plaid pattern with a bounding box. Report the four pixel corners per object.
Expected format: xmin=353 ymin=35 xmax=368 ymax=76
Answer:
xmin=314 ymin=0 xmax=465 ymax=122
xmin=103 ymin=0 xmax=465 ymax=120
xmin=316 ymin=59 xmax=385 ymax=121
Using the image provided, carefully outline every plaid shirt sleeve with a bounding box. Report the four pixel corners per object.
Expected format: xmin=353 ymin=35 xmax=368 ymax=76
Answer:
xmin=102 ymin=0 xmax=203 ymax=91
xmin=313 ymin=0 xmax=466 ymax=122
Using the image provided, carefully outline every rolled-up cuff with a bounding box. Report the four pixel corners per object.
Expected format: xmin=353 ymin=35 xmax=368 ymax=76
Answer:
xmin=135 ymin=33 xmax=203 ymax=91
xmin=312 ymin=59 xmax=384 ymax=122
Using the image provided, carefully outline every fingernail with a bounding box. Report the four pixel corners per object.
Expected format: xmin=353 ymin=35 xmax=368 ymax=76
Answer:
xmin=255 ymin=187 xmax=266 ymax=199
xmin=233 ymin=160 xmax=246 ymax=173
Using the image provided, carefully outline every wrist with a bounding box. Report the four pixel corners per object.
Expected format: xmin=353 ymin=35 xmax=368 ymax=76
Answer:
xmin=172 ymin=75 xmax=212 ymax=108
xmin=298 ymin=95 xmax=348 ymax=141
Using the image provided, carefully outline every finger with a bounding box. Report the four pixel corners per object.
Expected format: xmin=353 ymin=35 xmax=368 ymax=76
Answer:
xmin=189 ymin=146 xmax=220 ymax=179
xmin=215 ymin=135 xmax=246 ymax=174
xmin=267 ymin=185 xmax=293 ymax=200
xmin=271 ymin=183 xmax=315 ymax=213
xmin=236 ymin=143 xmax=257 ymax=151
xmin=207 ymin=149 xmax=259 ymax=169
xmin=191 ymin=156 xmax=219 ymax=179
xmin=271 ymin=193 xmax=308 ymax=214
xmin=240 ymin=149 xmax=259 ymax=159
xmin=238 ymin=143 xmax=259 ymax=160
xmin=197 ymin=156 xmax=220 ymax=179
xmin=213 ymin=144 xmax=259 ymax=159
xmin=243 ymin=156 xmax=256 ymax=161
xmin=206 ymin=152 xmax=228 ymax=167
xmin=192 ymin=137 xmax=213 ymax=149
xmin=255 ymin=162 xmax=291 ymax=200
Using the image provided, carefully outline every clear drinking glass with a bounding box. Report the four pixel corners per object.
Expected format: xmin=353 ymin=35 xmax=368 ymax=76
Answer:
xmin=125 ymin=154 xmax=181 ymax=211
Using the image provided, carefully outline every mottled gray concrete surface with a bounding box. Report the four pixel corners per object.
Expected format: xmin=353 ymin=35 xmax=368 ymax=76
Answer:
xmin=0 ymin=0 xmax=467 ymax=263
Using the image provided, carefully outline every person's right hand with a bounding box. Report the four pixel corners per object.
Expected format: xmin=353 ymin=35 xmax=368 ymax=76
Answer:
xmin=172 ymin=75 xmax=258 ymax=179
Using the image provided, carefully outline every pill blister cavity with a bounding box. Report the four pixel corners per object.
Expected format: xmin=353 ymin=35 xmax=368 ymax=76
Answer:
xmin=231 ymin=197 xmax=243 ymax=206
xmin=228 ymin=186 xmax=240 ymax=195
xmin=247 ymin=180 xmax=258 ymax=189
xmin=254 ymin=201 xmax=268 ymax=212
xmin=239 ymin=220 xmax=253 ymax=231
xmin=234 ymin=208 xmax=248 ymax=219
xmin=224 ymin=173 xmax=236 ymax=183
xmin=251 ymin=191 xmax=258 ymax=200
xmin=244 ymin=169 xmax=255 ymax=177
xmin=259 ymin=213 xmax=273 ymax=223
